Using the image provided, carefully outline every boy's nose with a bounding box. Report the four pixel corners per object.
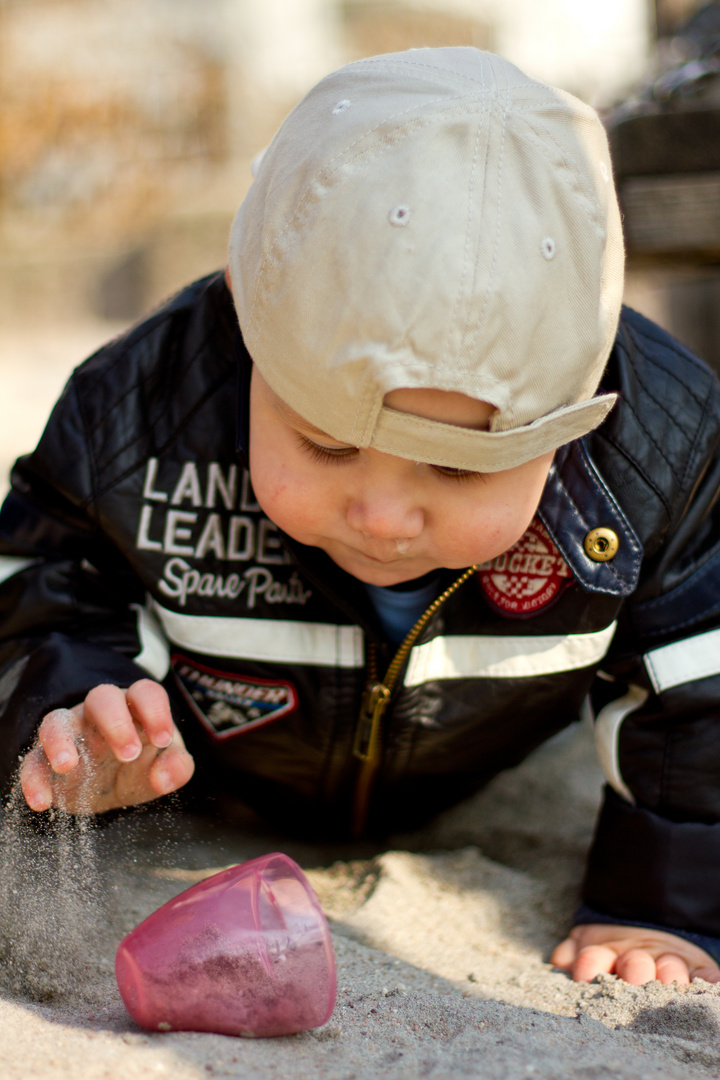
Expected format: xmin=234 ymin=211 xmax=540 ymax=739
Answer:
xmin=346 ymin=491 xmax=424 ymax=541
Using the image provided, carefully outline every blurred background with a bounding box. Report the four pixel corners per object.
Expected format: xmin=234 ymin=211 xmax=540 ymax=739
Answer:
xmin=0 ymin=0 xmax=714 ymax=490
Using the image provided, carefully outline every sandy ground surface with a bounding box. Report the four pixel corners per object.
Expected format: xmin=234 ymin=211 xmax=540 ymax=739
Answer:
xmin=2 ymin=325 xmax=720 ymax=1078
xmin=2 ymin=722 xmax=720 ymax=1080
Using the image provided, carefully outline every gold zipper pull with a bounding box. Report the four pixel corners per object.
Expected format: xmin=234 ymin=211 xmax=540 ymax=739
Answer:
xmin=353 ymin=683 xmax=391 ymax=763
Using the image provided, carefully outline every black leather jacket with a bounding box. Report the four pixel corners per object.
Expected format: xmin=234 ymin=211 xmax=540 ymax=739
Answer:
xmin=3 ymin=272 xmax=720 ymax=950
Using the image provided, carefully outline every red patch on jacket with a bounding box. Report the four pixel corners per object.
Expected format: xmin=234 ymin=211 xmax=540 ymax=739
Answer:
xmin=478 ymin=518 xmax=573 ymax=617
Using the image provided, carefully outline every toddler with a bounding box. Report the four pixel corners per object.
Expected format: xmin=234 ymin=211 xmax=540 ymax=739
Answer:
xmin=2 ymin=48 xmax=720 ymax=986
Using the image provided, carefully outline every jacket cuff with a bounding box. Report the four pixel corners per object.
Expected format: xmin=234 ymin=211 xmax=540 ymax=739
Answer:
xmin=573 ymin=903 xmax=720 ymax=966
xmin=583 ymin=786 xmax=720 ymax=938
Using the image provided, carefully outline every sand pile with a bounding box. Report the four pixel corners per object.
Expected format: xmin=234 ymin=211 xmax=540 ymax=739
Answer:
xmin=1 ymin=720 xmax=720 ymax=1080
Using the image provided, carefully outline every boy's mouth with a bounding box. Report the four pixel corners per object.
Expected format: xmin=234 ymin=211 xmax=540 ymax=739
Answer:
xmin=350 ymin=536 xmax=415 ymax=564
xmin=354 ymin=546 xmax=413 ymax=566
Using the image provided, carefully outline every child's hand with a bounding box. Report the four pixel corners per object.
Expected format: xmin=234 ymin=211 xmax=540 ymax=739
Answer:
xmin=552 ymin=924 xmax=720 ymax=985
xmin=19 ymin=680 xmax=195 ymax=815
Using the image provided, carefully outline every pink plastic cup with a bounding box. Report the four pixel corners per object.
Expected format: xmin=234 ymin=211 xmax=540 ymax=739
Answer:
xmin=115 ymin=852 xmax=336 ymax=1037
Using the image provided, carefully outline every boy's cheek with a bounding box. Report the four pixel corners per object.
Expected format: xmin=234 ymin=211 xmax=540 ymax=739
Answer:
xmin=247 ymin=455 xmax=287 ymax=519
xmin=262 ymin=478 xmax=291 ymax=505
xmin=250 ymin=471 xmax=323 ymax=542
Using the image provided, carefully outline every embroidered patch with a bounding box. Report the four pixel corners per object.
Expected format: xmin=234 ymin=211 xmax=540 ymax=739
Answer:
xmin=172 ymin=654 xmax=297 ymax=739
xmin=478 ymin=518 xmax=573 ymax=617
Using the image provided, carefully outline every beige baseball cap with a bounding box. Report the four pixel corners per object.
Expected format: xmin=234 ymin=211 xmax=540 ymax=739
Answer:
xmin=229 ymin=47 xmax=624 ymax=472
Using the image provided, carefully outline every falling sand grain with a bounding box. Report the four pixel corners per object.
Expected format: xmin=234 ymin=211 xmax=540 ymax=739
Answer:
xmin=0 ymin=748 xmax=111 ymax=1003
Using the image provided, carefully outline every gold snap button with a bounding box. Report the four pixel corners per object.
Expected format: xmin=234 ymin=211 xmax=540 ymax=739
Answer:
xmin=584 ymin=527 xmax=619 ymax=562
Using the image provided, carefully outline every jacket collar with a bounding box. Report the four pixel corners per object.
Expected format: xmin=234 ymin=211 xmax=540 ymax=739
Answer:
xmin=539 ymin=438 xmax=642 ymax=596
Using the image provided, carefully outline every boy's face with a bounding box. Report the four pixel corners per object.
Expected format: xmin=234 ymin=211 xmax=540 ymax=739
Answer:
xmin=249 ymin=369 xmax=554 ymax=586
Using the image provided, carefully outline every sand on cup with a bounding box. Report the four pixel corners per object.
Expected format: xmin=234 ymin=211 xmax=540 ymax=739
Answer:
xmin=115 ymin=852 xmax=337 ymax=1037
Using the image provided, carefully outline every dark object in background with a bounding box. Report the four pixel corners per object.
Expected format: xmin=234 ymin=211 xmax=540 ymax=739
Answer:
xmin=607 ymin=1 xmax=720 ymax=372
xmin=608 ymin=0 xmax=720 ymax=257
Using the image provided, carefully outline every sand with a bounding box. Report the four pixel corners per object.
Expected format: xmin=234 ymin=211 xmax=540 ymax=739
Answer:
xmin=2 ymin=721 xmax=720 ymax=1080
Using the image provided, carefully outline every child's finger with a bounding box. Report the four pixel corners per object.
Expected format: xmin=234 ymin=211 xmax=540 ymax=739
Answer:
xmin=37 ymin=706 xmax=83 ymax=773
xmin=549 ymin=936 xmax=577 ymax=970
xmin=19 ymin=746 xmax=55 ymax=811
xmin=571 ymin=944 xmax=618 ymax=982
xmin=148 ymin=743 xmax=196 ymax=797
xmin=125 ymin=680 xmax=175 ymax=750
xmin=655 ymin=953 xmax=690 ymax=985
xmin=82 ymin=683 xmax=143 ymax=762
xmin=692 ymin=966 xmax=720 ymax=983
xmin=613 ymin=948 xmax=658 ymax=986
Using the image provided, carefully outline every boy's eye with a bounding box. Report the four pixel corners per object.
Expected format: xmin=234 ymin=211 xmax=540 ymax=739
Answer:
xmin=298 ymin=434 xmax=358 ymax=465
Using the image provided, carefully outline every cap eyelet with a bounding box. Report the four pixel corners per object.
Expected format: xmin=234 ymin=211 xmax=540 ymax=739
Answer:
xmin=388 ymin=205 xmax=411 ymax=227
xmin=584 ymin=527 xmax=619 ymax=562
xmin=540 ymin=236 xmax=556 ymax=260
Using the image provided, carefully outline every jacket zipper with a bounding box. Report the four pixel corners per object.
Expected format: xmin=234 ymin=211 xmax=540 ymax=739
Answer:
xmin=351 ymin=563 xmax=478 ymax=837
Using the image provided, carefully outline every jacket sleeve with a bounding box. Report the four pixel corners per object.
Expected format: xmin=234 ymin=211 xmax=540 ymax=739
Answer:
xmin=0 ymin=375 xmax=169 ymax=796
xmin=580 ymin=312 xmax=720 ymax=946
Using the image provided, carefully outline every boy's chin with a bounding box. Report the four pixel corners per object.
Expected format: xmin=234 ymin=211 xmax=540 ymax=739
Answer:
xmin=350 ymin=567 xmax=428 ymax=587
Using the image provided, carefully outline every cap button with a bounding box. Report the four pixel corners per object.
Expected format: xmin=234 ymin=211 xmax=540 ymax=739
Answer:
xmin=584 ymin=527 xmax=619 ymax=562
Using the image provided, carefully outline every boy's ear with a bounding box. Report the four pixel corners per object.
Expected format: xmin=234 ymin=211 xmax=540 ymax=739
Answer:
xmin=224 ymin=265 xmax=233 ymax=294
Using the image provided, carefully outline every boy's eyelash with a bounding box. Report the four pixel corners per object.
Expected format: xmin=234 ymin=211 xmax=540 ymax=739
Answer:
xmin=431 ymin=465 xmax=487 ymax=484
xmin=298 ymin=435 xmax=358 ymax=464
xmin=298 ymin=434 xmax=486 ymax=482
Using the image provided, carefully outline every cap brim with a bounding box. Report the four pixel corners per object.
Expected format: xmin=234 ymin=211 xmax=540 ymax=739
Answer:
xmin=369 ymin=393 xmax=617 ymax=471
